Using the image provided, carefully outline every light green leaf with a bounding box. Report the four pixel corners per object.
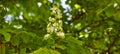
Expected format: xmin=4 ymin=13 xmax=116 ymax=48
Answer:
xmin=74 ymin=4 xmax=81 ymax=9
xmin=32 ymin=48 xmax=61 ymax=54
xmin=56 ymin=45 xmax=66 ymax=50
xmin=0 ymin=31 xmax=11 ymax=42
xmin=97 ymin=3 xmax=113 ymax=15
xmin=20 ymin=48 xmax=26 ymax=54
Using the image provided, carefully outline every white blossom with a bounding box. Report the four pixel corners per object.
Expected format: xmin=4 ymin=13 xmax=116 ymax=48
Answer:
xmin=57 ymin=32 xmax=65 ymax=38
xmin=44 ymin=34 xmax=50 ymax=40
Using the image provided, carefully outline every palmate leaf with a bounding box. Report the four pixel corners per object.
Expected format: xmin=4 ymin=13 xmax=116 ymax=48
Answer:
xmin=1 ymin=0 xmax=120 ymax=54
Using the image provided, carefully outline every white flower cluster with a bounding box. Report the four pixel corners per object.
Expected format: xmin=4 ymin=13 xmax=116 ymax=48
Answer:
xmin=44 ymin=4 xmax=65 ymax=40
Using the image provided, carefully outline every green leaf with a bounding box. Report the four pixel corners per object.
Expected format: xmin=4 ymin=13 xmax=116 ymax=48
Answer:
xmin=107 ymin=21 xmax=114 ymax=26
xmin=11 ymin=37 xmax=20 ymax=46
xmin=0 ymin=31 xmax=11 ymax=42
xmin=32 ymin=48 xmax=61 ymax=54
xmin=114 ymin=12 xmax=120 ymax=21
xmin=55 ymin=45 xmax=66 ymax=50
xmin=105 ymin=6 xmax=115 ymax=17
xmin=97 ymin=3 xmax=113 ymax=15
xmin=20 ymin=48 xmax=26 ymax=54
xmin=74 ymin=4 xmax=81 ymax=9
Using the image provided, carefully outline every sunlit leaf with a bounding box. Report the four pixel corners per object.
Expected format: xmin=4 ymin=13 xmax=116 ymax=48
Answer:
xmin=74 ymin=4 xmax=81 ymax=9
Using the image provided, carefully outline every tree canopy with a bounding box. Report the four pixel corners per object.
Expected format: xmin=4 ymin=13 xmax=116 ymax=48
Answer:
xmin=0 ymin=0 xmax=120 ymax=54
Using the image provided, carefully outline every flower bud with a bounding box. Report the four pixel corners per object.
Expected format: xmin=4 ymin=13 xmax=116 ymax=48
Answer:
xmin=49 ymin=17 xmax=55 ymax=22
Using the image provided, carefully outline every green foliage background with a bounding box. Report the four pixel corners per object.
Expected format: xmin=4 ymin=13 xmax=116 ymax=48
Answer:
xmin=0 ymin=0 xmax=120 ymax=54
